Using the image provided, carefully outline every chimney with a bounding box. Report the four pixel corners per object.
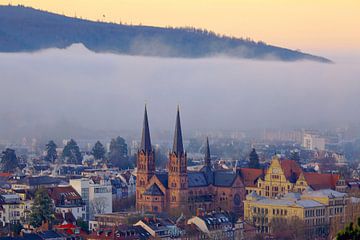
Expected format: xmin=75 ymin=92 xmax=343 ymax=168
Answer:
xmin=196 ymin=208 xmax=205 ymax=217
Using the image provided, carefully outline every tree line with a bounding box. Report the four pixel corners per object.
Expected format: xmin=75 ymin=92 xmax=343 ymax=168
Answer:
xmin=0 ymin=136 xmax=132 ymax=172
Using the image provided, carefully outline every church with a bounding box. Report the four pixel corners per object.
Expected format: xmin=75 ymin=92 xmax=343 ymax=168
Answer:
xmin=135 ymin=106 xmax=346 ymax=215
xmin=135 ymin=107 xmax=262 ymax=215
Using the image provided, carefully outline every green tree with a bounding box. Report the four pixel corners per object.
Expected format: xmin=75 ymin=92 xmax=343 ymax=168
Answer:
xmin=91 ymin=141 xmax=106 ymax=160
xmin=249 ymin=148 xmax=260 ymax=169
xmin=336 ymin=218 xmax=360 ymax=240
xmin=0 ymin=148 xmax=18 ymax=172
xmin=62 ymin=139 xmax=83 ymax=164
xmin=45 ymin=140 xmax=57 ymax=163
xmin=10 ymin=222 xmax=23 ymax=236
xmin=76 ymin=218 xmax=89 ymax=233
xmin=108 ymin=136 xmax=129 ymax=169
xmin=29 ymin=188 xmax=54 ymax=228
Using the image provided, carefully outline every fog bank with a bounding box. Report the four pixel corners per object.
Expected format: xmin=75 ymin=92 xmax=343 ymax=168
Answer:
xmin=0 ymin=44 xmax=359 ymax=140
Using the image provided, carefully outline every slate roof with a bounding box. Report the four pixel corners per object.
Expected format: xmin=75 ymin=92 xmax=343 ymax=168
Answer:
xmin=140 ymin=106 xmax=152 ymax=154
xmin=155 ymin=172 xmax=168 ymax=188
xmin=37 ymin=230 xmax=64 ymax=239
xmin=204 ymin=137 xmax=211 ymax=166
xmin=188 ymin=172 xmax=208 ymax=187
xmin=213 ymin=171 xmax=237 ymax=187
xmin=303 ymin=189 xmax=346 ymax=198
xmin=172 ymin=107 xmax=184 ymax=156
xmin=17 ymin=176 xmax=61 ymax=186
xmin=143 ymin=183 xmax=164 ymax=196
xmin=199 ymin=213 xmax=232 ymax=230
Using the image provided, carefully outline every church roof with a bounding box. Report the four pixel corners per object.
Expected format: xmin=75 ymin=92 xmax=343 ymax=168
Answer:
xmin=143 ymin=183 xmax=164 ymax=196
xmin=172 ymin=107 xmax=184 ymax=156
xmin=213 ymin=171 xmax=237 ymax=187
xmin=188 ymin=172 xmax=208 ymax=187
xmin=155 ymin=172 xmax=169 ymax=189
xmin=140 ymin=106 xmax=152 ymax=153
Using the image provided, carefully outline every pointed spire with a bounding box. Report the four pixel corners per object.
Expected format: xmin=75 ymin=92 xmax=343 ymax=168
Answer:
xmin=205 ymin=137 xmax=211 ymax=166
xmin=172 ymin=106 xmax=184 ymax=155
xmin=140 ymin=105 xmax=152 ymax=153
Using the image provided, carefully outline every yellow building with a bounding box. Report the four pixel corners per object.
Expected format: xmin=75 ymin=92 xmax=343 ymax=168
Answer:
xmin=247 ymin=156 xmax=346 ymax=198
xmin=243 ymin=189 xmax=352 ymax=238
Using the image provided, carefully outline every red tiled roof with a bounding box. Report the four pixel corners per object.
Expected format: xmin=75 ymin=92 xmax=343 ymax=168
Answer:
xmin=280 ymin=159 xmax=303 ymax=180
xmin=56 ymin=223 xmax=77 ymax=229
xmin=239 ymin=168 xmax=263 ymax=187
xmin=0 ymin=173 xmax=12 ymax=178
xmin=304 ymin=172 xmax=339 ymax=190
xmin=48 ymin=186 xmax=82 ymax=202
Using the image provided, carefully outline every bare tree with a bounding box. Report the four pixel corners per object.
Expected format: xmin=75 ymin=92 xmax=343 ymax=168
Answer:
xmin=90 ymin=197 xmax=107 ymax=217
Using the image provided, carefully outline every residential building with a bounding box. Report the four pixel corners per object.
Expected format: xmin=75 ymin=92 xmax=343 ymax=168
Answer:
xmin=70 ymin=178 xmax=112 ymax=221
xmin=134 ymin=217 xmax=182 ymax=239
xmin=303 ymin=133 xmax=325 ymax=151
xmin=48 ymin=186 xmax=85 ymax=222
xmin=187 ymin=212 xmax=234 ymax=239
xmin=244 ymin=189 xmax=356 ymax=238
xmin=252 ymin=156 xmax=346 ymax=198
xmin=0 ymin=194 xmax=24 ymax=227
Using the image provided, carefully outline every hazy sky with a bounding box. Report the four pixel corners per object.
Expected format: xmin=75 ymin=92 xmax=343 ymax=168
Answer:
xmin=0 ymin=45 xmax=359 ymax=141
xmin=1 ymin=0 xmax=359 ymax=54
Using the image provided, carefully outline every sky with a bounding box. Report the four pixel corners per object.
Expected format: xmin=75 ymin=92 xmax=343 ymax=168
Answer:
xmin=0 ymin=44 xmax=359 ymax=141
xmin=1 ymin=0 xmax=359 ymax=54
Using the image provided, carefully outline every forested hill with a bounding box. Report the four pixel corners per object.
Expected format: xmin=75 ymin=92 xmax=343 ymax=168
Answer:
xmin=0 ymin=5 xmax=331 ymax=62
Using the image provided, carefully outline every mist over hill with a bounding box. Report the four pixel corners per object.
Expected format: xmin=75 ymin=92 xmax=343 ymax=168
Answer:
xmin=0 ymin=44 xmax=358 ymax=142
xmin=0 ymin=5 xmax=331 ymax=62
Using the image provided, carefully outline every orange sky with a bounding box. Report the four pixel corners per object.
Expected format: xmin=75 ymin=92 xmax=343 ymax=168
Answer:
xmin=1 ymin=0 xmax=359 ymax=54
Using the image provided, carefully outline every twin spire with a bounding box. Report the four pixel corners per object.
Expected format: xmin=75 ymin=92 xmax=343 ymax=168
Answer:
xmin=172 ymin=107 xmax=184 ymax=156
xmin=140 ymin=105 xmax=152 ymax=153
xmin=140 ymin=105 xmax=184 ymax=156
xmin=205 ymin=137 xmax=211 ymax=166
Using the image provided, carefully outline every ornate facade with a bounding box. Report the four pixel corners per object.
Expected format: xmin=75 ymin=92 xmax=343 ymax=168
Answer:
xmin=135 ymin=107 xmax=346 ymax=215
xmin=136 ymin=107 xmax=260 ymax=215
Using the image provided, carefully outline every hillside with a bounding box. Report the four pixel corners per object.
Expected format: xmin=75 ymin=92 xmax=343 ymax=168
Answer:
xmin=0 ymin=5 xmax=331 ymax=62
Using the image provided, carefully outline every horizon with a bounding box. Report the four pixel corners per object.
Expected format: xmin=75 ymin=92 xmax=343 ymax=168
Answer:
xmin=1 ymin=0 xmax=359 ymax=55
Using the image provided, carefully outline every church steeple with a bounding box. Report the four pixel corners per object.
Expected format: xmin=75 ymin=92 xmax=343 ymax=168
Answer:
xmin=140 ymin=105 xmax=152 ymax=153
xmin=205 ymin=137 xmax=211 ymax=167
xmin=136 ymin=105 xmax=156 ymax=212
xmin=172 ymin=106 xmax=184 ymax=156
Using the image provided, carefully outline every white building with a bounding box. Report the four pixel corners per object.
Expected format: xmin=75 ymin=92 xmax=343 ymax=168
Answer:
xmin=48 ymin=186 xmax=85 ymax=222
xmin=70 ymin=178 xmax=112 ymax=221
xmin=0 ymin=194 xmax=27 ymax=227
xmin=302 ymin=133 xmax=325 ymax=151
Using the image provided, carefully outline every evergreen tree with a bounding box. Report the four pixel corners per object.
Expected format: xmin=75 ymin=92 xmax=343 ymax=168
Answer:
xmin=249 ymin=148 xmax=260 ymax=169
xmin=0 ymin=148 xmax=18 ymax=172
xmin=62 ymin=139 xmax=83 ymax=164
xmin=29 ymin=188 xmax=54 ymax=228
xmin=45 ymin=140 xmax=57 ymax=163
xmin=290 ymin=150 xmax=301 ymax=163
xmin=91 ymin=141 xmax=106 ymax=160
xmin=108 ymin=136 xmax=129 ymax=169
xmin=336 ymin=218 xmax=360 ymax=240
